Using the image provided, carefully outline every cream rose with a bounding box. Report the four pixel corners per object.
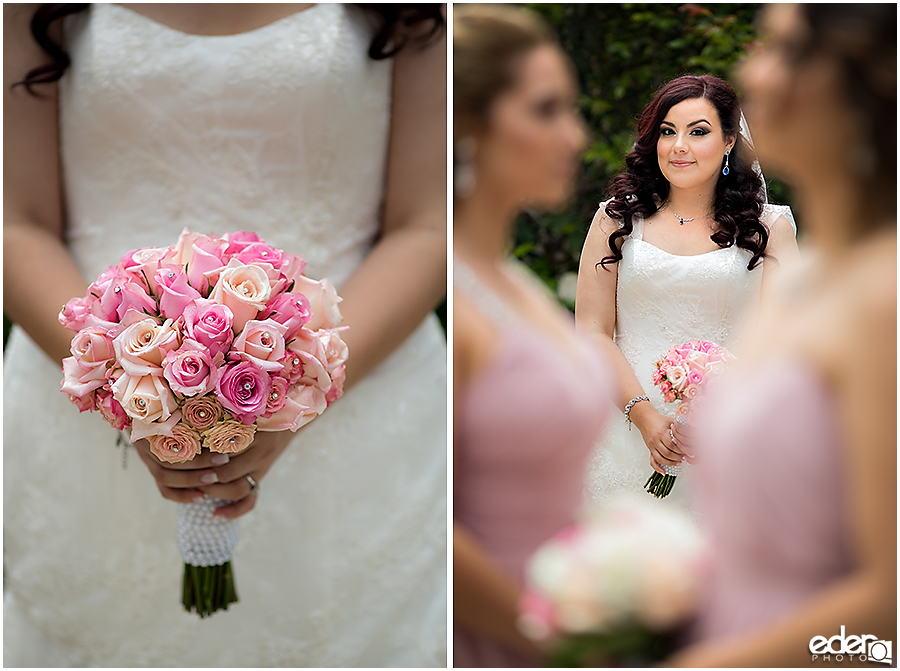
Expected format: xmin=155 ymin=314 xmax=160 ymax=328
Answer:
xmin=210 ymin=260 xmax=273 ymax=332
xmin=112 ymin=372 xmax=178 ymax=423
xmin=293 ymin=275 xmax=343 ymax=330
xmin=113 ymin=318 xmax=181 ymax=377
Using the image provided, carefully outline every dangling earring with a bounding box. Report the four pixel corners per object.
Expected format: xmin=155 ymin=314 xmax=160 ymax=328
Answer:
xmin=455 ymin=137 xmax=477 ymax=199
xmin=722 ymin=149 xmax=731 ymax=176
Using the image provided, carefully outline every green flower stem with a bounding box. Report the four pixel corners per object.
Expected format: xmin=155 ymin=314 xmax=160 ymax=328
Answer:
xmin=182 ymin=562 xmax=239 ymax=618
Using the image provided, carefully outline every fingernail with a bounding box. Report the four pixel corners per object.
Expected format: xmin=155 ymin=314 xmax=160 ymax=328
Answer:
xmin=200 ymin=473 xmax=218 ymax=484
xmin=193 ymin=494 xmax=205 ymax=503
xmin=210 ymin=454 xmax=230 ymax=465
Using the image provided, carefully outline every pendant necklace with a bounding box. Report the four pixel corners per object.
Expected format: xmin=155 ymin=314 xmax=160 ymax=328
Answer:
xmin=670 ymin=207 xmax=695 ymax=226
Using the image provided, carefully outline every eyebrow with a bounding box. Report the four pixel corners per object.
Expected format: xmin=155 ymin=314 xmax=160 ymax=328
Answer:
xmin=660 ymin=119 xmax=712 ymax=128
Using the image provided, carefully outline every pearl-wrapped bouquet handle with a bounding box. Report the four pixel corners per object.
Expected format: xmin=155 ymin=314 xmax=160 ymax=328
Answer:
xmin=177 ymin=496 xmax=240 ymax=616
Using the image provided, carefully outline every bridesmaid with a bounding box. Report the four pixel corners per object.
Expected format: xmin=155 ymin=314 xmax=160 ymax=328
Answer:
xmin=453 ymin=5 xmax=615 ymax=667
xmin=671 ymin=4 xmax=896 ymax=665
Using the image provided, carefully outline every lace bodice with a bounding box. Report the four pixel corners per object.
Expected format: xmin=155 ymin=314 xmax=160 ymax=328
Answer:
xmin=61 ymin=3 xmax=391 ymax=286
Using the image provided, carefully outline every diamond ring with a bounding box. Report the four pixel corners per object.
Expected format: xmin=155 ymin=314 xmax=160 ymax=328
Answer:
xmin=245 ymin=474 xmax=260 ymax=495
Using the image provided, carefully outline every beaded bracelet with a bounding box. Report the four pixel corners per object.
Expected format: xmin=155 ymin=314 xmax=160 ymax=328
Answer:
xmin=623 ymin=395 xmax=649 ymax=430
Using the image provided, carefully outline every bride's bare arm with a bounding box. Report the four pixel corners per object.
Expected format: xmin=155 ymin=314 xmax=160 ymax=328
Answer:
xmin=335 ymin=13 xmax=447 ymax=390
xmin=4 ymin=4 xmax=88 ymax=366
xmin=575 ymin=207 xmax=684 ymax=471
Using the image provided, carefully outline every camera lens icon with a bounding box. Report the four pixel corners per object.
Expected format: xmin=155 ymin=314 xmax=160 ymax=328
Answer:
xmin=868 ymin=640 xmax=892 ymax=664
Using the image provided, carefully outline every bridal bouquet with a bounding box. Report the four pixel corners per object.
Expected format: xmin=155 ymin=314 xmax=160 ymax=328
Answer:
xmin=645 ymin=339 xmax=734 ymax=498
xmin=518 ymin=496 xmax=708 ymax=667
xmin=59 ymin=229 xmax=348 ymax=617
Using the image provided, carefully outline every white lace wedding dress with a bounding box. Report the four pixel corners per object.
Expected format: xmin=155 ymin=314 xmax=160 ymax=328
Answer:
xmin=583 ymin=201 xmax=793 ymax=518
xmin=3 ymin=4 xmax=446 ymax=667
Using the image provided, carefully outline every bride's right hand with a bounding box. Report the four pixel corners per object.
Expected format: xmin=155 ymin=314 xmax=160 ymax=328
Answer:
xmin=632 ymin=407 xmax=685 ymax=474
xmin=133 ymin=439 xmax=229 ymax=504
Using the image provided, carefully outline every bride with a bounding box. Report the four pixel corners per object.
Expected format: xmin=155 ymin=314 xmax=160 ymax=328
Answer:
xmin=576 ymin=74 xmax=799 ymax=515
xmin=4 ymin=4 xmax=446 ymax=667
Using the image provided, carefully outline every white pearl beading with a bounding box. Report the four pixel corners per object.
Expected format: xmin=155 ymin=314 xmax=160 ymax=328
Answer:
xmin=176 ymin=497 xmax=239 ymax=567
xmin=663 ymin=463 xmax=684 ymax=477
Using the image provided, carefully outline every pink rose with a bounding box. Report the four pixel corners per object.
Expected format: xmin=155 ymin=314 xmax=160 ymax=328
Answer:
xmin=263 ymin=375 xmax=289 ymax=416
xmin=59 ymin=296 xmax=91 ymax=331
xmin=148 ymin=422 xmax=202 ymax=464
xmin=61 ymin=356 xmax=107 ymax=398
xmin=325 ymin=364 xmax=346 ymax=405
xmin=67 ymin=391 xmax=97 ymax=413
xmin=222 ymin=231 xmax=264 ymax=256
xmin=683 ymin=384 xmax=701 ymax=401
xmin=215 ymin=360 xmax=271 ymax=424
xmin=663 ymin=390 xmax=678 ymax=404
xmin=183 ymin=299 xmax=234 ymax=358
xmin=257 ymin=292 xmax=312 ymax=341
xmin=129 ymin=409 xmax=182 ymax=442
xmin=292 ymin=275 xmax=343 ymax=330
xmin=163 ymin=339 xmax=219 ymax=397
xmin=181 ymin=394 xmax=225 ymax=430
xmin=659 ymin=380 xmax=672 ymax=393
xmin=113 ymin=318 xmax=181 ymax=377
xmin=687 ymin=369 xmax=704 ymax=387
xmin=70 ymin=327 xmax=116 ymax=369
xmin=278 ymin=350 xmax=305 ymax=385
xmin=95 ymin=388 xmax=130 ymax=431
xmin=210 ymin=260 xmax=272 ymax=331
xmin=156 ymin=266 xmax=202 ymax=320
xmin=234 ymin=242 xmax=284 ymax=268
xmin=119 ymin=247 xmax=174 ymax=295
xmin=202 ymin=418 xmax=256 ymax=454
xmin=317 ymin=328 xmax=349 ymax=372
xmin=231 ymin=319 xmax=287 ymax=372
xmin=286 ymin=329 xmax=331 ymax=391
xmin=112 ymin=372 xmax=178 ymax=424
xmin=256 ymin=384 xmax=327 ymax=432
xmin=106 ymin=276 xmax=157 ymax=322
xmin=278 ymin=253 xmax=307 ymax=285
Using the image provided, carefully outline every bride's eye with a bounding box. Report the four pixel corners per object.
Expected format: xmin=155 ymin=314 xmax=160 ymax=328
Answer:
xmin=690 ymin=128 xmax=711 ymax=136
xmin=659 ymin=127 xmax=675 ymax=137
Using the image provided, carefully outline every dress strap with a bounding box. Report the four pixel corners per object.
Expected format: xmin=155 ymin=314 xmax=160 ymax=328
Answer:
xmin=630 ymin=212 xmax=645 ymax=241
xmin=453 ymin=256 xmax=518 ymax=331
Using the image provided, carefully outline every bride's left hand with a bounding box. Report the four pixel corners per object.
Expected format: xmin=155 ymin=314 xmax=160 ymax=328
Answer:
xmin=671 ymin=422 xmax=698 ymax=464
xmin=199 ymin=429 xmax=296 ymax=519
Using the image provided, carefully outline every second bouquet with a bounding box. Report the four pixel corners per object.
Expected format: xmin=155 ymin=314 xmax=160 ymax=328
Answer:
xmin=59 ymin=228 xmax=348 ymax=617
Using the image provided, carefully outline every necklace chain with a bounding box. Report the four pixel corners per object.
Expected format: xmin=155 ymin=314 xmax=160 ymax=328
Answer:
xmin=668 ymin=205 xmax=710 ymax=226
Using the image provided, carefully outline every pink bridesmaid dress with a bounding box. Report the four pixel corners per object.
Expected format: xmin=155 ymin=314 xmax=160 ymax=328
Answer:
xmin=454 ymin=259 xmax=616 ymax=667
xmin=692 ymin=359 xmax=853 ymax=641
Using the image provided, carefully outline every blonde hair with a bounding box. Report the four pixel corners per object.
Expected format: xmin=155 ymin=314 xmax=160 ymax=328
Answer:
xmin=453 ymin=4 xmax=556 ymax=136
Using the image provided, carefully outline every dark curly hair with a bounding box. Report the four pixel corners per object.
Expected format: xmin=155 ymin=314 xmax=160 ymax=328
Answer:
xmin=15 ymin=3 xmax=444 ymax=94
xmin=600 ymin=74 xmax=768 ymax=271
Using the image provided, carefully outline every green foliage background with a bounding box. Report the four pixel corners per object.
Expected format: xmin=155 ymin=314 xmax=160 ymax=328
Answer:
xmin=512 ymin=3 xmax=793 ymax=308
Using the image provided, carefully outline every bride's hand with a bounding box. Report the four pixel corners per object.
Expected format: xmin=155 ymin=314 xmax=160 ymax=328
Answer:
xmin=671 ymin=421 xmax=698 ymax=464
xmin=632 ymin=408 xmax=685 ymax=474
xmin=200 ymin=430 xmax=295 ymax=519
xmin=134 ymin=429 xmax=295 ymax=518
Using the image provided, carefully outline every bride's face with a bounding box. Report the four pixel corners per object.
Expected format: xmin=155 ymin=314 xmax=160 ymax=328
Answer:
xmin=656 ymin=97 xmax=734 ymax=193
xmin=477 ymin=45 xmax=586 ymax=208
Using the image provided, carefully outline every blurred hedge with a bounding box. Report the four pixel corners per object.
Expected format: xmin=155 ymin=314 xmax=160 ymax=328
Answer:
xmin=512 ymin=3 xmax=793 ymax=308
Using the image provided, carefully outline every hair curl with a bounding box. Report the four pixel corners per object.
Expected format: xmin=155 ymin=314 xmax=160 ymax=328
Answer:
xmin=15 ymin=3 xmax=444 ymax=95
xmin=600 ymin=75 xmax=767 ymax=271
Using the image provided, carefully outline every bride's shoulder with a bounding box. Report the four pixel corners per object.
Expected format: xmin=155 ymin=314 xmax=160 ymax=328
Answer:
xmin=590 ymin=200 xmax=623 ymax=236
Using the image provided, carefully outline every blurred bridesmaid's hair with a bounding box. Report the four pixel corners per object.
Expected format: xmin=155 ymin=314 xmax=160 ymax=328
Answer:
xmin=453 ymin=4 xmax=556 ymax=133
xmin=602 ymin=75 xmax=768 ymax=271
xmin=797 ymin=4 xmax=897 ymax=221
